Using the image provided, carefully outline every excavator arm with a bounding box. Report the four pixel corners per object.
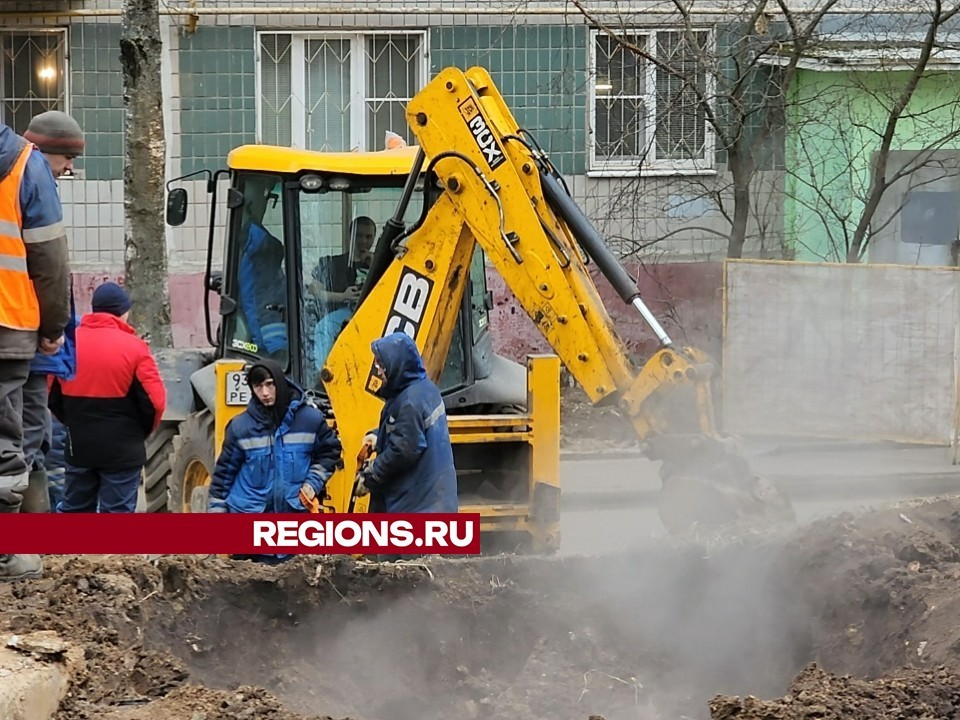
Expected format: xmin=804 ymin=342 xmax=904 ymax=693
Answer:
xmin=322 ymin=66 xmax=794 ymax=533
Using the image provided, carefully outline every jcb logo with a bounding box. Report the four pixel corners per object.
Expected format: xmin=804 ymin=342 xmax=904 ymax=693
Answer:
xmin=459 ymin=97 xmax=506 ymax=170
xmin=384 ymin=269 xmax=433 ymax=339
xmin=366 ymin=269 xmax=434 ymax=395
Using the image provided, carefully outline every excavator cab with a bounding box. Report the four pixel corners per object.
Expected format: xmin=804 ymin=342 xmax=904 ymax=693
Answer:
xmin=210 ymin=146 xmax=523 ymax=410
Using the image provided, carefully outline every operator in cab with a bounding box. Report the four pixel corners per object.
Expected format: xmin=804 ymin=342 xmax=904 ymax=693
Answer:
xmin=306 ymin=215 xmax=378 ymax=372
xmin=308 ymin=215 xmax=376 ymax=311
xmin=353 ymin=332 xmax=457 ymax=516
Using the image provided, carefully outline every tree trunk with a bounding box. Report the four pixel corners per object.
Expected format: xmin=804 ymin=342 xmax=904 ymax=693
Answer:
xmin=120 ymin=0 xmax=172 ymax=347
xmin=727 ymin=153 xmax=753 ymax=259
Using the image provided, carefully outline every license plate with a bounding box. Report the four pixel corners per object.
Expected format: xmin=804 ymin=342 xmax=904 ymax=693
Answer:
xmin=225 ymin=371 xmax=251 ymax=406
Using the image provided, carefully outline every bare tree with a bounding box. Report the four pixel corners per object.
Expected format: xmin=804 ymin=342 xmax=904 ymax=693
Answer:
xmin=783 ymin=3 xmax=960 ymax=262
xmin=572 ymin=0 xmax=841 ymax=259
xmin=120 ymin=0 xmax=172 ymax=346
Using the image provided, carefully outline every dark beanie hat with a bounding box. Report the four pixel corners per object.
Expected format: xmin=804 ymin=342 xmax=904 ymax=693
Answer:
xmin=92 ymin=282 xmax=132 ymax=317
xmin=23 ymin=111 xmax=85 ymax=156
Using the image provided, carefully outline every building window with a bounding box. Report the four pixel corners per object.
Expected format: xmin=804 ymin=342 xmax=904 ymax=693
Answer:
xmin=589 ymin=29 xmax=714 ymax=174
xmin=0 ymin=29 xmax=68 ymax=135
xmin=257 ymin=31 xmax=427 ymax=152
xmin=900 ymin=190 xmax=960 ymax=246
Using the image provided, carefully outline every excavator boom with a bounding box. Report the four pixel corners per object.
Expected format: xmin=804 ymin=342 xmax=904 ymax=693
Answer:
xmin=323 ymin=66 xmax=794 ymax=534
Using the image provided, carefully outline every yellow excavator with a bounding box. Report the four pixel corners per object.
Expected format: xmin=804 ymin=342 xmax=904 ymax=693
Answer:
xmin=158 ymin=66 xmax=793 ymax=548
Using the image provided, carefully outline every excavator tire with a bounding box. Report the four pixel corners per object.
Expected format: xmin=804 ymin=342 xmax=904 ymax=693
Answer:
xmin=168 ymin=410 xmax=216 ymax=514
xmin=141 ymin=423 xmax=177 ymax=513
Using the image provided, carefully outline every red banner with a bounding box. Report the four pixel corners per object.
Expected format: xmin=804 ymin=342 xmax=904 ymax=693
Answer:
xmin=0 ymin=513 xmax=481 ymax=555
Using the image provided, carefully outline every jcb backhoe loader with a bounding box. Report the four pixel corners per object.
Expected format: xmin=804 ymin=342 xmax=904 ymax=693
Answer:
xmin=158 ymin=66 xmax=793 ymax=548
xmin=159 ymin=140 xmax=562 ymax=552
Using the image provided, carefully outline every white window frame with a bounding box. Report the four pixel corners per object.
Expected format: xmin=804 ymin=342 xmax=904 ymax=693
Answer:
xmin=0 ymin=27 xmax=70 ymax=133
xmin=588 ymin=27 xmax=716 ymax=177
xmin=255 ymin=30 xmax=429 ymax=152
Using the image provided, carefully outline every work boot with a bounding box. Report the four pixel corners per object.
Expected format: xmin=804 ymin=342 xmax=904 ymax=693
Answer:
xmin=0 ymin=554 xmax=43 ymax=581
xmin=20 ymin=468 xmax=50 ymax=513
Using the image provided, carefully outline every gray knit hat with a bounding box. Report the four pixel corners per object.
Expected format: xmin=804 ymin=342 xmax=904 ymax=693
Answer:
xmin=23 ymin=111 xmax=85 ymax=157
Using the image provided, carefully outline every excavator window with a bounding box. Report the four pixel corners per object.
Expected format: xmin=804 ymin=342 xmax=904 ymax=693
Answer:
xmin=298 ymin=182 xmax=424 ymax=388
xmin=468 ymin=248 xmax=490 ymax=339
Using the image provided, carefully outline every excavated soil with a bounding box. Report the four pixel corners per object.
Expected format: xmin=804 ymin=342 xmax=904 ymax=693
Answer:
xmin=3 ymin=497 xmax=960 ymax=719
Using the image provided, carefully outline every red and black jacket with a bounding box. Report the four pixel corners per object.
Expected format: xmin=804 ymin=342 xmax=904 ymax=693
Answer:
xmin=49 ymin=313 xmax=166 ymax=471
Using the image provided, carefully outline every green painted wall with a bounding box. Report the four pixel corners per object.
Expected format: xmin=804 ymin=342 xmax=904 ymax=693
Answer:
xmin=785 ymin=69 xmax=960 ymax=261
xmin=431 ymin=25 xmax=587 ymax=175
xmin=178 ymin=26 xmax=257 ymax=174
xmin=70 ymin=23 xmax=124 ymax=180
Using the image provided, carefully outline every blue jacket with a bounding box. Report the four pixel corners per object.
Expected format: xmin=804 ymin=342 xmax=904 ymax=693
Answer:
xmin=209 ymin=379 xmax=342 ymax=514
xmin=29 ymin=291 xmax=78 ymax=380
xmin=237 ymin=223 xmax=287 ymax=356
xmin=365 ymin=332 xmax=457 ymax=513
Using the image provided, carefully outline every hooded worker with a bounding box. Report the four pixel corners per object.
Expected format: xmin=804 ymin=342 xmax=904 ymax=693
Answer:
xmin=208 ymin=358 xmax=342 ymax=516
xmin=354 ymin=332 xmax=457 ymax=514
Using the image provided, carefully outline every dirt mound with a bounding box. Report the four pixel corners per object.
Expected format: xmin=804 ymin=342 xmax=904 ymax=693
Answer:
xmin=710 ymin=664 xmax=960 ymax=719
xmin=100 ymin=685 xmax=337 ymax=720
xmin=3 ymin=497 xmax=960 ymax=719
xmin=777 ymin=498 xmax=960 ymax=676
xmin=704 ymin=496 xmax=960 ymax=718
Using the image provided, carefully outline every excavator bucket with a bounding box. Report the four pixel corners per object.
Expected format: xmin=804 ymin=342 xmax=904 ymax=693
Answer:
xmin=644 ymin=434 xmax=796 ymax=535
xmin=624 ymin=347 xmax=795 ymax=535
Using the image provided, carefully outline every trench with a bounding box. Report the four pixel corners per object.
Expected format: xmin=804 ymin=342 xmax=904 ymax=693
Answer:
xmin=140 ymin=545 xmax=813 ymax=720
xmin=8 ymin=498 xmax=960 ymax=719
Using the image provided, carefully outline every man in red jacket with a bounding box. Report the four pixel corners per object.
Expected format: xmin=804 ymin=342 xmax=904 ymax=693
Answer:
xmin=49 ymin=282 xmax=166 ymax=512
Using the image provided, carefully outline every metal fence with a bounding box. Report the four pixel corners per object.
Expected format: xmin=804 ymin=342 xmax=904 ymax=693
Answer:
xmin=722 ymin=259 xmax=960 ymax=445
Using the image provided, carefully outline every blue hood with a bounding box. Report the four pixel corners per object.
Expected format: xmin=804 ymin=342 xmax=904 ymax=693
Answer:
xmin=371 ymin=332 xmax=427 ymax=399
xmin=0 ymin=124 xmax=27 ymax=181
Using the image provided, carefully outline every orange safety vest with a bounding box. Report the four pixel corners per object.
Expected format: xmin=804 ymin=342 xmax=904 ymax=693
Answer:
xmin=0 ymin=143 xmax=39 ymax=332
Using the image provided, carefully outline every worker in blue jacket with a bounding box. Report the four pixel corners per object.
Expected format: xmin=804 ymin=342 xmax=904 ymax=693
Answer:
xmin=208 ymin=358 xmax=342 ymax=516
xmin=236 ymin=177 xmax=287 ymax=360
xmin=354 ymin=332 xmax=457 ymax=514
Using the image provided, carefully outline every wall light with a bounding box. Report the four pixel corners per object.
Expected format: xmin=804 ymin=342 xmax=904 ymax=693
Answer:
xmin=595 ymin=83 xmax=613 ymax=93
xmin=38 ymin=66 xmax=56 ymax=82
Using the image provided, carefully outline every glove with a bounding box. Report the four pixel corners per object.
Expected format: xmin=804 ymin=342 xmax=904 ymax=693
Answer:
xmin=353 ymin=473 xmax=370 ymax=497
xmin=362 ymin=432 xmax=377 ymax=448
xmin=207 ymin=505 xmax=227 ymax=514
xmin=300 ymin=483 xmax=317 ymax=502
